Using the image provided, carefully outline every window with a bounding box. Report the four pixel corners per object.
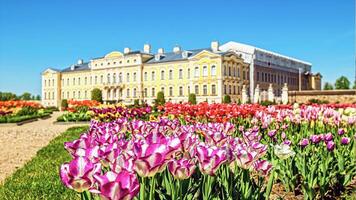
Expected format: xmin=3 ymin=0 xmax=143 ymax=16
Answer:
xmin=187 ymin=69 xmax=191 ymax=79
xmin=107 ymin=90 xmax=111 ymax=99
xmin=113 ymin=73 xmax=116 ymax=83
xmin=44 ymin=92 xmax=47 ymax=100
xmin=52 ymin=79 xmax=54 ymax=86
xmin=133 ymin=88 xmax=137 ymax=98
xmin=67 ymin=92 xmax=69 ymax=99
xmin=119 ymin=89 xmax=123 ymax=97
xmin=169 ymin=70 xmax=173 ymax=80
xmin=187 ymin=86 xmax=190 ymax=94
xmin=67 ymin=79 xmax=70 ymax=86
xmin=45 ymin=80 xmax=47 ymax=87
xmin=224 ymin=65 xmax=227 ymax=76
xmin=62 ymin=91 xmax=64 ymax=98
xmin=233 ymin=67 xmax=236 ymax=77
xmin=127 ymin=73 xmax=130 ymax=82
xmin=78 ymin=91 xmax=81 ymax=99
xmin=257 ymin=72 xmax=260 ymax=81
xmin=179 ymin=69 xmax=183 ymax=79
xmin=212 ymin=85 xmax=216 ymax=95
xmin=152 ymin=88 xmax=155 ymax=97
xmin=229 ymin=66 xmax=231 ymax=76
xmin=73 ymin=78 xmax=75 ymax=85
xmin=133 ymin=72 xmax=137 ymax=82
xmin=107 ymin=74 xmax=110 ymax=83
xmin=113 ymin=89 xmax=116 ymax=99
xmin=152 ymin=71 xmax=155 ymax=81
xmin=224 ymin=85 xmax=227 ymax=94
xmin=85 ymin=91 xmax=87 ymax=99
xmin=194 ymin=67 xmax=199 ymax=77
xmin=78 ymin=78 xmax=80 ymax=85
xmin=237 ymin=68 xmax=240 ymax=78
xmin=229 ymin=85 xmax=232 ymax=94
xmin=169 ymin=87 xmax=173 ymax=96
xmin=100 ymin=75 xmax=103 ymax=83
xmin=233 ymin=86 xmax=236 ymax=94
xmin=203 ymin=66 xmax=207 ymax=76
xmin=144 ymin=88 xmax=148 ymax=97
xmin=179 ymin=86 xmax=183 ymax=96
xmin=195 ymin=85 xmax=199 ymax=94
xmin=144 ymin=72 xmax=148 ymax=81
xmin=203 ymin=85 xmax=207 ymax=95
xmin=211 ymin=65 xmax=216 ymax=76
xmin=161 ymin=70 xmax=165 ymax=80
xmin=73 ymin=91 xmax=76 ymax=99
xmin=85 ymin=77 xmax=87 ymax=85
xmin=161 ymin=87 xmax=165 ymax=93
xmin=126 ymin=89 xmax=130 ymax=97
xmin=119 ymin=73 xmax=122 ymax=83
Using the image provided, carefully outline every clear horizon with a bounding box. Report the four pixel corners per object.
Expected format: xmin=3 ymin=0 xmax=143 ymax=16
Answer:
xmin=0 ymin=0 xmax=355 ymax=95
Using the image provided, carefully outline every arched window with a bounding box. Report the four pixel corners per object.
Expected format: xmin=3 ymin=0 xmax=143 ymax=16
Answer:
xmin=113 ymin=73 xmax=116 ymax=83
xmin=203 ymin=66 xmax=207 ymax=76
xmin=169 ymin=70 xmax=173 ymax=80
xmin=119 ymin=73 xmax=122 ymax=83
xmin=194 ymin=67 xmax=199 ymax=77
xmin=212 ymin=85 xmax=216 ymax=95
xmin=161 ymin=70 xmax=165 ymax=80
xmin=107 ymin=74 xmax=110 ymax=83
xmin=211 ymin=65 xmax=216 ymax=76
xmin=195 ymin=85 xmax=199 ymax=94
xmin=152 ymin=71 xmax=155 ymax=81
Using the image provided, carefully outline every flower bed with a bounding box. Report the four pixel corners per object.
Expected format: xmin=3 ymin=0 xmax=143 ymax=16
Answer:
xmin=0 ymin=100 xmax=52 ymax=123
xmin=59 ymin=103 xmax=356 ymax=199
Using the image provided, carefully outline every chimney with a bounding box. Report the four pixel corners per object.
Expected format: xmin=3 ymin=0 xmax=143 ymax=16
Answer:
xmin=158 ymin=48 xmax=164 ymax=54
xmin=77 ymin=59 xmax=83 ymax=65
xmin=173 ymin=45 xmax=181 ymax=53
xmin=124 ymin=47 xmax=131 ymax=54
xmin=143 ymin=44 xmax=151 ymax=54
xmin=211 ymin=41 xmax=219 ymax=52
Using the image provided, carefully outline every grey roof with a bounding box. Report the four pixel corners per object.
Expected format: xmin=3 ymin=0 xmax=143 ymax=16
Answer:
xmin=48 ymin=67 xmax=61 ymax=72
xmin=146 ymin=48 xmax=222 ymax=64
xmin=61 ymin=62 xmax=90 ymax=72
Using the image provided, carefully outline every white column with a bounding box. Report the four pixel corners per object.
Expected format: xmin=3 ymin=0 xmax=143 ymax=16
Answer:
xmin=268 ymin=84 xmax=274 ymax=102
xmin=241 ymin=85 xmax=248 ymax=104
xmin=253 ymin=84 xmax=260 ymax=104
xmin=282 ymin=83 xmax=288 ymax=105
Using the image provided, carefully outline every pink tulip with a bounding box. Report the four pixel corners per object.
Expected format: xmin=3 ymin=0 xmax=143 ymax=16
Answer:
xmin=253 ymin=160 xmax=273 ymax=176
xmin=168 ymin=157 xmax=196 ymax=179
xmin=196 ymin=144 xmax=227 ymax=175
xmin=59 ymin=157 xmax=101 ymax=192
xmin=324 ymin=133 xmax=333 ymax=141
xmin=93 ymin=170 xmax=139 ymax=200
xmin=326 ymin=141 xmax=335 ymax=151
xmin=338 ymin=128 xmax=345 ymax=135
xmin=341 ymin=137 xmax=350 ymax=145
xmin=299 ymin=138 xmax=309 ymax=148
xmin=231 ymin=149 xmax=255 ymax=170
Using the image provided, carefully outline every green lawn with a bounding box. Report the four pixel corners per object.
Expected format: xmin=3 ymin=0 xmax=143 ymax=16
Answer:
xmin=0 ymin=126 xmax=88 ymax=200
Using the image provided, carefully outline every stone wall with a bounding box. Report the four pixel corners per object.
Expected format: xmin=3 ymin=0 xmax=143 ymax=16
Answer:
xmin=288 ymin=90 xmax=356 ymax=104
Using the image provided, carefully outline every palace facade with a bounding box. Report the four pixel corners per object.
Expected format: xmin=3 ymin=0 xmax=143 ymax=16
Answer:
xmin=41 ymin=41 xmax=321 ymax=107
xmin=42 ymin=42 xmax=249 ymax=107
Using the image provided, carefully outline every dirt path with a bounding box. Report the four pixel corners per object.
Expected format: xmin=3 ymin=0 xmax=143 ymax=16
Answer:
xmin=0 ymin=112 xmax=87 ymax=183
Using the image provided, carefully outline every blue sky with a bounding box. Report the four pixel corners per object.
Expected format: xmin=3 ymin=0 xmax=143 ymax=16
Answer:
xmin=0 ymin=0 xmax=354 ymax=95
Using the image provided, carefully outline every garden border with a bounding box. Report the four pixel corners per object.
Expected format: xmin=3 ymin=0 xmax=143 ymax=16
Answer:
xmin=53 ymin=121 xmax=90 ymax=125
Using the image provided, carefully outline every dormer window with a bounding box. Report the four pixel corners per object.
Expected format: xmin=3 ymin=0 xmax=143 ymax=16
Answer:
xmin=182 ymin=51 xmax=192 ymax=58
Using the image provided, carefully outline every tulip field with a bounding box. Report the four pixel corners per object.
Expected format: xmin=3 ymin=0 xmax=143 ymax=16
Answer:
xmin=57 ymin=102 xmax=356 ymax=200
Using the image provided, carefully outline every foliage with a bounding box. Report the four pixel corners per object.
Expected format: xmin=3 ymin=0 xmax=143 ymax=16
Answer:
xmin=223 ymin=95 xmax=231 ymax=103
xmin=188 ymin=93 xmax=197 ymax=105
xmin=61 ymin=99 xmax=68 ymax=110
xmin=353 ymin=81 xmax=356 ymax=89
xmin=308 ymin=98 xmax=330 ymax=104
xmin=16 ymin=106 xmax=38 ymax=116
xmin=20 ymin=92 xmax=32 ymax=100
xmin=155 ymin=91 xmax=166 ymax=106
xmin=260 ymin=100 xmax=275 ymax=106
xmin=0 ymin=92 xmax=40 ymax=101
xmin=91 ymin=88 xmax=103 ymax=103
xmin=57 ymin=112 xmax=91 ymax=122
xmin=0 ymin=126 xmax=88 ymax=200
xmin=323 ymin=82 xmax=334 ymax=90
xmin=134 ymin=99 xmax=140 ymax=106
xmin=335 ymin=76 xmax=350 ymax=89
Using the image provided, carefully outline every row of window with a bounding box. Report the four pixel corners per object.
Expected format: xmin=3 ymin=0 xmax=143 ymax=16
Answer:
xmin=223 ymin=65 xmax=248 ymax=79
xmin=44 ymin=92 xmax=55 ymax=100
xmin=256 ymin=72 xmax=298 ymax=85
xmin=61 ymin=91 xmax=89 ymax=99
xmin=223 ymin=85 xmax=242 ymax=95
xmin=44 ymin=79 xmax=55 ymax=87
xmin=93 ymin=58 xmax=137 ymax=67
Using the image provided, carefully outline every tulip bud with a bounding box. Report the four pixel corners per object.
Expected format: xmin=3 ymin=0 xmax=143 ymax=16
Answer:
xmin=338 ymin=128 xmax=345 ymax=135
xmin=299 ymin=138 xmax=309 ymax=148
xmin=341 ymin=137 xmax=350 ymax=145
xmin=324 ymin=133 xmax=333 ymax=141
xmin=326 ymin=141 xmax=335 ymax=151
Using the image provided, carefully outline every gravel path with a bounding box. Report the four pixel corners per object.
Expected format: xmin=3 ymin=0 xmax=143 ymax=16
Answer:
xmin=0 ymin=112 xmax=87 ymax=183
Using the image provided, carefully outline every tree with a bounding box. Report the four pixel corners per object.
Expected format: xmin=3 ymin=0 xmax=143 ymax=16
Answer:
xmin=323 ymin=82 xmax=333 ymax=90
xmin=91 ymin=88 xmax=103 ymax=103
xmin=61 ymin=99 xmax=68 ymax=110
xmin=188 ymin=93 xmax=197 ymax=105
xmin=35 ymin=95 xmax=41 ymax=100
xmin=335 ymin=76 xmax=350 ymax=89
xmin=155 ymin=91 xmax=166 ymax=106
xmin=0 ymin=92 xmax=17 ymax=101
xmin=353 ymin=80 xmax=356 ymax=89
xmin=223 ymin=95 xmax=231 ymax=103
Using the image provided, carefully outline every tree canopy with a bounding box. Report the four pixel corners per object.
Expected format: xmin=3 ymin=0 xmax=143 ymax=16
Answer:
xmin=323 ymin=82 xmax=333 ymax=90
xmin=334 ymin=76 xmax=350 ymax=89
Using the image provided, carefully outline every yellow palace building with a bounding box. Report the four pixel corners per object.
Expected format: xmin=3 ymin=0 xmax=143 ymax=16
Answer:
xmin=41 ymin=41 xmax=250 ymax=107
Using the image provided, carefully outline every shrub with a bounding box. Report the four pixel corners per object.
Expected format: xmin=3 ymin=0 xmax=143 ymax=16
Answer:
xmin=134 ymin=99 xmax=140 ymax=106
xmin=223 ymin=95 xmax=231 ymax=104
xmin=188 ymin=93 xmax=197 ymax=104
xmin=260 ymin=100 xmax=275 ymax=106
xmin=308 ymin=99 xmax=330 ymax=104
xmin=91 ymin=88 xmax=103 ymax=103
xmin=155 ymin=91 xmax=166 ymax=106
xmin=61 ymin=99 xmax=68 ymax=110
xmin=16 ymin=106 xmax=38 ymax=116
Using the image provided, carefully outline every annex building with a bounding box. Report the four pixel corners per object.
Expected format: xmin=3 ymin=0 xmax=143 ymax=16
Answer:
xmin=41 ymin=41 xmax=321 ymax=107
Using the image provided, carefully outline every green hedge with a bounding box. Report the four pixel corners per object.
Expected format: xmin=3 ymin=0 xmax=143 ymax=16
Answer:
xmin=56 ymin=112 xmax=91 ymax=122
xmin=0 ymin=112 xmax=51 ymax=123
